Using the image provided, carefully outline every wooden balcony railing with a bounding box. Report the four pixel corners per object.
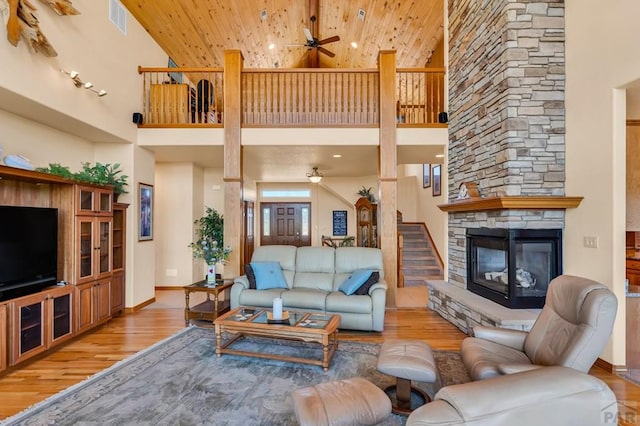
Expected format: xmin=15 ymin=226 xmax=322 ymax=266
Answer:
xmin=396 ymin=68 xmax=446 ymax=126
xmin=137 ymin=66 xmax=224 ymax=127
xmin=242 ymin=69 xmax=379 ymax=127
xmin=137 ymin=66 xmax=446 ymax=128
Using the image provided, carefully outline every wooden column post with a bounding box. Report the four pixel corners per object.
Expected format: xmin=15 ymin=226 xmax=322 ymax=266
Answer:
xmin=378 ymin=50 xmax=398 ymax=307
xmin=223 ymin=50 xmax=244 ymax=278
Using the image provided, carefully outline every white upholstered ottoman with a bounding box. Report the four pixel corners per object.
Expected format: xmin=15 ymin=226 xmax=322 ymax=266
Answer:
xmin=377 ymin=340 xmax=437 ymax=415
xmin=292 ymin=377 xmax=391 ymax=426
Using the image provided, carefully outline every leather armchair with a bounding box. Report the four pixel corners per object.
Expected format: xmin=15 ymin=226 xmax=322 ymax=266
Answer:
xmin=406 ymin=366 xmax=618 ymax=426
xmin=461 ymin=275 xmax=618 ymax=381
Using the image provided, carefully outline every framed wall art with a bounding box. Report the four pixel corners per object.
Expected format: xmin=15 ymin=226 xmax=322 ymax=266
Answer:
xmin=432 ymin=164 xmax=441 ymax=197
xmin=423 ymin=163 xmax=431 ymax=188
xmin=139 ymin=183 xmax=154 ymax=241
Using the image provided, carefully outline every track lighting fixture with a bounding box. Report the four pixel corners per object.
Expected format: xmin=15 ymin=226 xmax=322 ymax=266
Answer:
xmin=61 ymin=69 xmax=108 ymax=97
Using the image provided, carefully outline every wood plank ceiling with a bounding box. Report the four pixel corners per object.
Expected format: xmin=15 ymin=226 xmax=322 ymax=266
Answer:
xmin=121 ymin=0 xmax=444 ymax=69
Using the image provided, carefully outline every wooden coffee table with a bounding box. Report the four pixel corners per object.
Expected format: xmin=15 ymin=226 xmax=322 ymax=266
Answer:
xmin=214 ymin=307 xmax=340 ymax=371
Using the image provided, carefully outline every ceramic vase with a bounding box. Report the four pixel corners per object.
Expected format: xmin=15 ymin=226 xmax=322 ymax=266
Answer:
xmin=207 ymin=263 xmax=217 ymax=284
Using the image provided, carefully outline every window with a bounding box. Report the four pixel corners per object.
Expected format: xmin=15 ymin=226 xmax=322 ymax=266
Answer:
xmin=301 ymin=207 xmax=309 ymax=236
xmin=261 ymin=189 xmax=311 ymax=198
xmin=262 ymin=208 xmax=270 ymax=236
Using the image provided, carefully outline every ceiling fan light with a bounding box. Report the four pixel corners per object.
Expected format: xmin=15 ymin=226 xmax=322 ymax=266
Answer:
xmin=84 ymin=82 xmax=94 ymax=89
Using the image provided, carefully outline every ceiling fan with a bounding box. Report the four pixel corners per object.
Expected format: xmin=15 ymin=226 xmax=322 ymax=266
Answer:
xmin=287 ymin=15 xmax=340 ymax=58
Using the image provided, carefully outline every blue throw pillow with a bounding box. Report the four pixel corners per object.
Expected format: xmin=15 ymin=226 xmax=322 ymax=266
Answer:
xmin=250 ymin=261 xmax=288 ymax=290
xmin=339 ymin=269 xmax=374 ymax=295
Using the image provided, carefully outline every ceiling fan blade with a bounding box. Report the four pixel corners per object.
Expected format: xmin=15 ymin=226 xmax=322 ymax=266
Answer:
xmin=303 ymin=27 xmax=314 ymax=43
xmin=317 ymin=46 xmax=336 ymax=58
xmin=318 ymin=35 xmax=340 ymax=45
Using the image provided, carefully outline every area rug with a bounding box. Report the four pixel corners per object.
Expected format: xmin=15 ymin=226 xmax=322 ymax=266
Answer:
xmin=2 ymin=327 xmax=470 ymax=426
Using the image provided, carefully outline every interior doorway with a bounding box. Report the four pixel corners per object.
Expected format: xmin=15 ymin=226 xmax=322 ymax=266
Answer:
xmin=260 ymin=202 xmax=311 ymax=247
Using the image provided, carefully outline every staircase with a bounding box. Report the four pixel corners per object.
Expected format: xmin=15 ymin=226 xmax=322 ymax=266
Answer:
xmin=398 ymin=222 xmax=444 ymax=287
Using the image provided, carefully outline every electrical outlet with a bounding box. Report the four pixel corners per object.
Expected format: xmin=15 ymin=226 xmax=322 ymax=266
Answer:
xmin=583 ymin=236 xmax=599 ymax=248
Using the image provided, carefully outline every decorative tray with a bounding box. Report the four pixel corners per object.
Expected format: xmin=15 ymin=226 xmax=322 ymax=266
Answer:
xmin=267 ymin=311 xmax=290 ymax=324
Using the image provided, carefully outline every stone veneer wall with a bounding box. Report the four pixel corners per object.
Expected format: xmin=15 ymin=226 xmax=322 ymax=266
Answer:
xmin=447 ymin=0 xmax=566 ymax=288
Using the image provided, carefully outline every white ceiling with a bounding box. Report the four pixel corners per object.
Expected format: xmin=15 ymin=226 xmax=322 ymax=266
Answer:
xmin=148 ymin=144 xmax=445 ymax=181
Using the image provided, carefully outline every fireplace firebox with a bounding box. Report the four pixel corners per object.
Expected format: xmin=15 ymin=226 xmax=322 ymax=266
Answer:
xmin=466 ymin=228 xmax=562 ymax=309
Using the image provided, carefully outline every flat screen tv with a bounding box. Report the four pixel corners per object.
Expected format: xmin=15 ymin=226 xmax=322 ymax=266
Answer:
xmin=0 ymin=205 xmax=58 ymax=301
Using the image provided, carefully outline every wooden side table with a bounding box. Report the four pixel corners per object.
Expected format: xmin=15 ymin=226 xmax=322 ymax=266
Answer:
xmin=184 ymin=280 xmax=233 ymax=326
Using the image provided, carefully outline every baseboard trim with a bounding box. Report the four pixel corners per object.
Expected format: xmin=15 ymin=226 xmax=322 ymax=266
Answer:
xmin=155 ymin=286 xmax=185 ymax=290
xmin=594 ymin=357 xmax=627 ymax=374
xmin=124 ymin=297 xmax=156 ymax=313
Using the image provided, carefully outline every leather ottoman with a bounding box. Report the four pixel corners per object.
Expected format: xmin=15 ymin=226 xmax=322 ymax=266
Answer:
xmin=377 ymin=340 xmax=437 ymax=415
xmin=292 ymin=377 xmax=391 ymax=426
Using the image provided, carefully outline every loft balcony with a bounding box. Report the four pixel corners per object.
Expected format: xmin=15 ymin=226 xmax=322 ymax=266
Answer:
xmin=137 ymin=63 xmax=446 ymax=129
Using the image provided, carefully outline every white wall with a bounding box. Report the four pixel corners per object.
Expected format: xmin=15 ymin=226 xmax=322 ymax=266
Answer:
xmin=155 ymin=163 xmax=198 ymax=286
xmin=0 ymin=109 xmax=93 ymax=165
xmin=565 ymin=0 xmax=640 ymax=365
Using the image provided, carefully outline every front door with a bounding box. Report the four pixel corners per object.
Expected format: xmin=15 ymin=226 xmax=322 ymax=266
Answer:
xmin=260 ymin=202 xmax=311 ymax=247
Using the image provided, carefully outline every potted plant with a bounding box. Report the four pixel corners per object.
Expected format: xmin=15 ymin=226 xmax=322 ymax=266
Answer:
xmin=357 ymin=186 xmax=376 ymax=203
xmin=77 ymin=162 xmax=129 ymax=201
xmin=189 ymin=207 xmax=231 ymax=284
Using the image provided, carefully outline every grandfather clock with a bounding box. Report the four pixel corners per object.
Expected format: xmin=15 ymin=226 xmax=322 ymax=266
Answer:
xmin=355 ymin=197 xmax=377 ymax=248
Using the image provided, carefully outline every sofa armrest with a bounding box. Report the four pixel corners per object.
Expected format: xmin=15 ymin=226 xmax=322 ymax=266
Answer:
xmin=369 ymin=280 xmax=387 ymax=332
xmin=230 ymin=276 xmax=249 ymax=309
xmin=368 ymin=280 xmax=388 ymax=295
xmin=234 ymin=275 xmax=250 ymax=289
xmin=498 ymin=363 xmax=543 ymax=375
xmin=472 ymin=325 xmax=527 ymax=351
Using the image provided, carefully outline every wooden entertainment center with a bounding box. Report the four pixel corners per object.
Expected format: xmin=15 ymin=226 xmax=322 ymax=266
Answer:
xmin=0 ymin=165 xmax=128 ymax=373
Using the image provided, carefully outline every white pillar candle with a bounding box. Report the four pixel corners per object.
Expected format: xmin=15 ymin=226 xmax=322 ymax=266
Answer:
xmin=273 ymin=297 xmax=283 ymax=320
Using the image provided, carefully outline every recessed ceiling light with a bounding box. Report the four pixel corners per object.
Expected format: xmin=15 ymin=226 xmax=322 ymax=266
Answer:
xmin=351 ymin=42 xmax=358 ymax=49
xmin=332 ymin=154 xmax=342 ymax=158
xmin=268 ymin=43 xmax=275 ymax=50
xmin=435 ymin=154 xmax=445 ymax=158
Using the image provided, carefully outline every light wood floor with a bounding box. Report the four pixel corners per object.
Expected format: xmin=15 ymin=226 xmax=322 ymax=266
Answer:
xmin=0 ymin=289 xmax=639 ymax=425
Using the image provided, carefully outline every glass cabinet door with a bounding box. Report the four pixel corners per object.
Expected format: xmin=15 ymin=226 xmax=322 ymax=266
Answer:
xmin=78 ymin=218 xmax=95 ymax=281
xmin=78 ymin=188 xmax=94 ymax=213
xmin=98 ymin=219 xmax=111 ymax=275
xmin=18 ymin=300 xmax=44 ymax=356
xmin=51 ymin=291 xmax=72 ymax=341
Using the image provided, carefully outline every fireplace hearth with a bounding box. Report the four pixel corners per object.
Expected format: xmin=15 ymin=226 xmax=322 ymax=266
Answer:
xmin=466 ymin=228 xmax=562 ymax=309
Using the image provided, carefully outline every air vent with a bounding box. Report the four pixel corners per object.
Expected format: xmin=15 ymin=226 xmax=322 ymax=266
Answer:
xmin=357 ymin=9 xmax=366 ymax=21
xmin=110 ymin=0 xmax=127 ymax=35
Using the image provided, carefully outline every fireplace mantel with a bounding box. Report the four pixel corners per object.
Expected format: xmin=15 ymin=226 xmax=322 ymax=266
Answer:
xmin=437 ymin=196 xmax=583 ymax=213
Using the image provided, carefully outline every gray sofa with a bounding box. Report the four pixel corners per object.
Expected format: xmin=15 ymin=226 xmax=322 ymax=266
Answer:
xmin=230 ymin=245 xmax=387 ymax=331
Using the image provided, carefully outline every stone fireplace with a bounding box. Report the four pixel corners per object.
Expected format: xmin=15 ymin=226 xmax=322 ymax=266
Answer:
xmin=427 ymin=1 xmax=575 ymax=332
xmin=446 ymin=0 xmax=568 ymax=290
